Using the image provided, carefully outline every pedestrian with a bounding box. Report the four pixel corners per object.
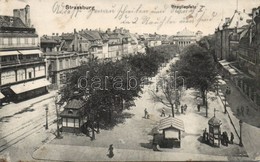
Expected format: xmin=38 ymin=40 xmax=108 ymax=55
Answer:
xmin=108 ymin=144 xmax=114 ymax=158
xmin=161 ymin=108 xmax=166 ymax=117
xmin=197 ymin=104 xmax=200 ymax=112
xmin=246 ymin=106 xmax=249 ymax=115
xmin=241 ymin=106 xmax=244 ymax=116
xmin=203 ymin=128 xmax=207 ymax=142
xmin=144 ymin=108 xmax=148 ymax=118
xmin=181 ymin=105 xmax=184 ymax=114
xmin=184 ymin=104 xmax=187 ymax=112
xmin=228 ymin=87 xmax=231 ymax=94
xmin=230 ymin=132 xmax=234 ymax=144
xmin=237 ymin=107 xmax=240 ymax=116
xmin=226 ymin=132 xmax=229 ymax=146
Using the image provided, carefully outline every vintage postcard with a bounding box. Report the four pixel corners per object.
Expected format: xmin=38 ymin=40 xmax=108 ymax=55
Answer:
xmin=0 ymin=0 xmax=260 ymax=161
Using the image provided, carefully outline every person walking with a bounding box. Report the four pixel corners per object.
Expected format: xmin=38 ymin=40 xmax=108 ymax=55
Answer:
xmin=230 ymin=132 xmax=234 ymax=144
xmin=197 ymin=104 xmax=200 ymax=112
xmin=161 ymin=108 xmax=165 ymax=117
xmin=144 ymin=108 xmax=148 ymax=118
xmin=237 ymin=107 xmax=240 ymax=116
xmin=184 ymin=104 xmax=187 ymax=112
xmin=241 ymin=106 xmax=244 ymax=116
xmin=181 ymin=105 xmax=184 ymax=114
xmin=108 ymin=144 xmax=114 ymax=158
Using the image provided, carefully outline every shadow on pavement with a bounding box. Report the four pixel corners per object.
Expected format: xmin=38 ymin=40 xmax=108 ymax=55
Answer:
xmin=99 ymin=112 xmax=135 ymax=130
xmin=140 ymin=140 xmax=154 ymax=149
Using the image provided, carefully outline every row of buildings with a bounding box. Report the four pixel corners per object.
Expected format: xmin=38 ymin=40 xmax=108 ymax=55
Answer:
xmin=215 ymin=7 xmax=260 ymax=108
xmin=0 ymin=5 xmax=202 ymax=107
xmin=0 ymin=5 xmax=50 ymax=104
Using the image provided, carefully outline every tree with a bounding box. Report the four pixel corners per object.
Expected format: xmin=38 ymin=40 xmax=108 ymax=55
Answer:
xmin=61 ymin=58 xmax=142 ymax=128
xmin=150 ymin=74 xmax=181 ymax=117
xmin=177 ymin=43 xmax=217 ymax=117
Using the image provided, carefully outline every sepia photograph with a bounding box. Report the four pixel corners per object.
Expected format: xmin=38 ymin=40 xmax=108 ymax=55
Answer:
xmin=0 ymin=0 xmax=260 ymax=161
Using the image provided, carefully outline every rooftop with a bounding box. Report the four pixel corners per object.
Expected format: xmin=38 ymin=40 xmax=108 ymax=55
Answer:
xmin=64 ymin=98 xmax=86 ymax=109
xmin=0 ymin=16 xmax=28 ymax=28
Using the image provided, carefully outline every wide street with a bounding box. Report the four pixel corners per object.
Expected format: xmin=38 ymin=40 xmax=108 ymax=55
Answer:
xmin=0 ymin=91 xmax=58 ymax=162
xmin=0 ymin=57 xmax=260 ymax=161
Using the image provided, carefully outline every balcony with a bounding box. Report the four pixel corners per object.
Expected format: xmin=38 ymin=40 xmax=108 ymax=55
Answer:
xmin=0 ymin=43 xmax=38 ymax=49
xmin=1 ymin=58 xmax=45 ymax=67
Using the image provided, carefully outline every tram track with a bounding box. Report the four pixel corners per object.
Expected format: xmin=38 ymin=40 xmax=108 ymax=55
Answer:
xmin=0 ymin=115 xmax=56 ymax=152
xmin=0 ymin=108 xmax=56 ymax=142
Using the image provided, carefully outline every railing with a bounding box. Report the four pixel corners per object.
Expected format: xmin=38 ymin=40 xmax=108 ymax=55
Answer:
xmin=1 ymin=58 xmax=45 ymax=66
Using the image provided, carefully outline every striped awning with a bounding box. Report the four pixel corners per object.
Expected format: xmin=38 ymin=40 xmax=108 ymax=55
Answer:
xmin=158 ymin=117 xmax=185 ymax=132
xmin=0 ymin=50 xmax=20 ymax=56
xmin=10 ymin=78 xmax=51 ymax=94
xmin=0 ymin=92 xmax=5 ymax=99
xmin=18 ymin=49 xmax=42 ymax=55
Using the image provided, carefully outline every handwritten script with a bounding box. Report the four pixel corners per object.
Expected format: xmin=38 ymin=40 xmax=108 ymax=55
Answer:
xmin=52 ymin=1 xmax=218 ymax=29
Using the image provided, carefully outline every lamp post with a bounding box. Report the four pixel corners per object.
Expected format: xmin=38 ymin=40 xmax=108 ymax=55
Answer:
xmin=45 ymin=106 xmax=48 ymax=130
xmin=54 ymin=94 xmax=62 ymax=139
xmin=177 ymin=76 xmax=185 ymax=91
xmin=239 ymin=120 xmax=243 ymax=147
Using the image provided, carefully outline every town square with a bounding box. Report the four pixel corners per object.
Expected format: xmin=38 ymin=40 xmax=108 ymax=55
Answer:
xmin=0 ymin=0 xmax=260 ymax=161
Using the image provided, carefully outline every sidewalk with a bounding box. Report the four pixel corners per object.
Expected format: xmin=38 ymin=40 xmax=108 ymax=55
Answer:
xmin=217 ymin=78 xmax=260 ymax=160
xmin=32 ymin=57 xmax=251 ymax=161
xmin=33 ymin=144 xmax=231 ymax=161
xmin=0 ymin=90 xmax=57 ymax=117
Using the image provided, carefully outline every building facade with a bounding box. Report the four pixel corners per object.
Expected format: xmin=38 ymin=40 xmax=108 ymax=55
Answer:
xmin=170 ymin=28 xmax=202 ymax=51
xmin=215 ymin=8 xmax=260 ymax=108
xmin=0 ymin=5 xmax=49 ymax=104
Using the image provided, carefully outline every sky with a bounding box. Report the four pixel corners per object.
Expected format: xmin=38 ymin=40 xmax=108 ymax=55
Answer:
xmin=0 ymin=0 xmax=259 ymax=36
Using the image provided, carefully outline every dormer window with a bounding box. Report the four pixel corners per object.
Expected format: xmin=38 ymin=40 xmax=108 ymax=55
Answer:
xmin=68 ymin=109 xmax=73 ymax=114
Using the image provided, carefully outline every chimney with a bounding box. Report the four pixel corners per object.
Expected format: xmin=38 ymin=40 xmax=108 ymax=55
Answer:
xmin=74 ymin=28 xmax=77 ymax=33
xmin=25 ymin=5 xmax=31 ymax=27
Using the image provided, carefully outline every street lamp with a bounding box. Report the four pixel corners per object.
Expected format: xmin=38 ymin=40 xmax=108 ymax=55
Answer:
xmin=54 ymin=94 xmax=62 ymax=139
xmin=45 ymin=106 xmax=48 ymax=130
xmin=177 ymin=76 xmax=185 ymax=90
xmin=224 ymin=87 xmax=229 ymax=114
xmin=239 ymin=120 xmax=243 ymax=147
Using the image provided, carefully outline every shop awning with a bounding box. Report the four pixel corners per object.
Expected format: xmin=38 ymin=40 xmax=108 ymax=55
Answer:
xmin=10 ymin=78 xmax=51 ymax=94
xmin=158 ymin=117 xmax=185 ymax=132
xmin=0 ymin=50 xmax=20 ymax=56
xmin=18 ymin=49 xmax=42 ymax=55
xmin=0 ymin=92 xmax=5 ymax=99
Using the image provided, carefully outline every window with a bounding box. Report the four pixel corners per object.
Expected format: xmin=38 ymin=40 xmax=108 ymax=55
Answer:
xmin=3 ymin=38 xmax=8 ymax=45
xmin=68 ymin=110 xmax=73 ymax=114
xmin=32 ymin=38 xmax=35 ymax=45
xmin=20 ymin=38 xmax=24 ymax=44
xmin=17 ymin=69 xmax=25 ymax=81
xmin=28 ymin=72 xmax=32 ymax=79
xmin=25 ymin=38 xmax=28 ymax=44
xmin=12 ymin=38 xmax=17 ymax=45
xmin=59 ymin=59 xmax=63 ymax=70
xmin=8 ymin=38 xmax=12 ymax=45
xmin=28 ymin=37 xmax=32 ymax=44
xmin=17 ymin=38 xmax=20 ymax=45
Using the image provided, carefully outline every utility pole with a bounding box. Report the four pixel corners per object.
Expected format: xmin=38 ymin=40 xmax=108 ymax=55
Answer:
xmin=174 ymin=70 xmax=179 ymax=114
xmin=54 ymin=94 xmax=62 ymax=139
xmin=45 ymin=106 xmax=48 ymax=130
